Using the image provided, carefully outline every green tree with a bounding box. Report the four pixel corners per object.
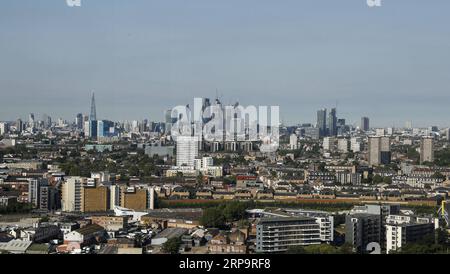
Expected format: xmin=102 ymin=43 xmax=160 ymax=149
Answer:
xmin=200 ymin=207 xmax=226 ymax=228
xmin=162 ymin=237 xmax=182 ymax=254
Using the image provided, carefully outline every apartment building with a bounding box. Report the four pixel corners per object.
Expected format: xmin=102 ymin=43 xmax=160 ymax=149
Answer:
xmin=256 ymin=216 xmax=321 ymax=253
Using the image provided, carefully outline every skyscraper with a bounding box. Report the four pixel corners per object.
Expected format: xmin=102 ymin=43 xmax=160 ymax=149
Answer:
xmin=420 ymin=137 xmax=434 ymax=164
xmin=317 ymin=109 xmax=327 ymax=137
xmin=176 ymin=136 xmax=199 ymax=167
xmin=16 ymin=118 xmax=23 ymax=133
xmin=90 ymin=92 xmax=97 ymax=121
xmin=361 ymin=117 xmax=370 ymax=132
xmin=76 ymin=113 xmax=83 ymax=129
xmin=327 ymin=108 xmax=337 ymax=136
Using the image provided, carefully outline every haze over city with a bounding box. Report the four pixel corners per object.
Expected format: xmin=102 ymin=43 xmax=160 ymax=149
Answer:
xmin=1 ymin=0 xmax=450 ymax=127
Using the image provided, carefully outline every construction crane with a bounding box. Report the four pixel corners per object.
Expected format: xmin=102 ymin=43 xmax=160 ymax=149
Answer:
xmin=437 ymin=200 xmax=449 ymax=227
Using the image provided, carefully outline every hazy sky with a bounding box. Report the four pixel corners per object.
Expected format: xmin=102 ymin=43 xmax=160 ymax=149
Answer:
xmin=1 ymin=0 xmax=450 ymax=127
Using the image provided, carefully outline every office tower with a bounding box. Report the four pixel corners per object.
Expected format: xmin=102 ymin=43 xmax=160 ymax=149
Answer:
xmin=387 ymin=127 xmax=394 ymax=135
xmin=176 ymin=136 xmax=199 ymax=167
xmin=76 ymin=113 xmax=83 ymax=129
xmin=61 ymin=177 xmax=84 ymax=212
xmin=256 ymin=217 xmax=322 ymax=253
xmin=446 ymin=128 xmax=450 ymax=142
xmin=361 ymin=117 xmax=370 ymax=132
xmin=317 ymin=109 xmax=327 ymax=137
xmin=327 ymin=108 xmax=337 ymax=136
xmin=28 ymin=113 xmax=35 ymax=125
xmin=368 ymin=137 xmax=381 ymax=166
xmin=90 ymin=92 xmax=97 ymax=121
xmin=97 ymin=120 xmax=115 ymax=138
xmin=420 ymin=137 xmax=434 ymax=164
xmin=289 ymin=134 xmax=298 ymax=150
xmin=345 ymin=214 xmax=381 ymax=254
xmin=164 ymin=109 xmax=173 ymax=135
xmin=16 ymin=118 xmax=23 ymax=133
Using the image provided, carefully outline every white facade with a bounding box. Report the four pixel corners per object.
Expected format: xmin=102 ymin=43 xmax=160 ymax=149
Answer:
xmin=323 ymin=137 xmax=336 ymax=151
xmin=289 ymin=134 xmax=298 ymax=150
xmin=351 ymin=137 xmax=362 ymax=152
xmin=337 ymin=138 xmax=349 ymax=153
xmin=61 ymin=177 xmax=84 ymax=212
xmin=0 ymin=122 xmax=8 ymax=135
xmin=176 ymin=136 xmax=199 ymax=167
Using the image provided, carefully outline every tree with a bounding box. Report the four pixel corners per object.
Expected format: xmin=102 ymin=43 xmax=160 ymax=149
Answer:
xmin=162 ymin=237 xmax=182 ymax=254
xmin=372 ymin=174 xmax=383 ymax=184
xmin=200 ymin=207 xmax=226 ymax=228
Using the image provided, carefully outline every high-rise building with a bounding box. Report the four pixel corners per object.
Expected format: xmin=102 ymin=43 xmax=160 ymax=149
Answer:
xmin=380 ymin=137 xmax=391 ymax=165
xmin=164 ymin=109 xmax=173 ymax=135
xmin=405 ymin=121 xmax=412 ymax=130
xmin=337 ymin=138 xmax=349 ymax=153
xmin=351 ymin=137 xmax=362 ymax=152
xmin=97 ymin=120 xmax=115 ymax=138
xmin=446 ymin=128 xmax=450 ymax=142
xmin=323 ymin=137 xmax=336 ymax=152
xmin=361 ymin=117 xmax=370 ymax=132
xmin=256 ymin=217 xmax=322 ymax=253
xmin=61 ymin=177 xmax=84 ymax=212
xmin=317 ymin=109 xmax=327 ymax=137
xmin=368 ymin=137 xmax=381 ymax=166
xmin=327 ymin=108 xmax=337 ymax=136
xmin=0 ymin=122 xmax=8 ymax=136
xmin=16 ymin=118 xmax=23 ymax=133
xmin=368 ymin=136 xmax=391 ymax=166
xmin=289 ymin=134 xmax=298 ymax=150
xmin=420 ymin=137 xmax=434 ymax=164
xmin=28 ymin=178 xmax=43 ymax=208
xmin=176 ymin=136 xmax=199 ymax=167
xmin=76 ymin=113 xmax=83 ymax=129
xmin=90 ymin=92 xmax=97 ymax=121
xmin=345 ymin=213 xmax=381 ymax=254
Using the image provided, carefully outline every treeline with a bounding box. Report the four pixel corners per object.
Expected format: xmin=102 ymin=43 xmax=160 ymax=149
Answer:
xmin=286 ymin=243 xmax=354 ymax=254
xmin=200 ymin=201 xmax=250 ymax=228
xmin=391 ymin=229 xmax=450 ymax=254
xmin=158 ymin=199 xmax=356 ymax=212
xmin=0 ymin=203 xmax=33 ymax=214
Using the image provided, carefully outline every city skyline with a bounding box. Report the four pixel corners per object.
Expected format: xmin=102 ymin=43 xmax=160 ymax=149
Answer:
xmin=1 ymin=0 xmax=450 ymax=127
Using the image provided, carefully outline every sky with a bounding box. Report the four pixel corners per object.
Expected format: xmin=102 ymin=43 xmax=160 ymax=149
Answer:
xmin=0 ymin=0 xmax=450 ymax=128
